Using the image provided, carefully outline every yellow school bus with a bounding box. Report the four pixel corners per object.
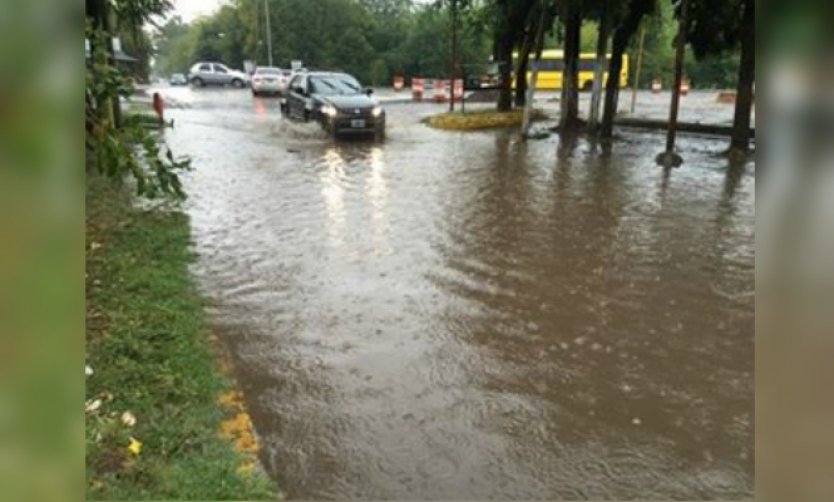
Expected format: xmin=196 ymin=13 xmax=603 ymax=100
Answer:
xmin=512 ymin=49 xmax=629 ymax=90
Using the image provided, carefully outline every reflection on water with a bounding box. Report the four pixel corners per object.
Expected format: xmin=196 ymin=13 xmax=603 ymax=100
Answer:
xmin=320 ymin=148 xmax=347 ymax=249
xmin=365 ymin=147 xmax=391 ymax=256
xmin=168 ymin=94 xmax=754 ymax=500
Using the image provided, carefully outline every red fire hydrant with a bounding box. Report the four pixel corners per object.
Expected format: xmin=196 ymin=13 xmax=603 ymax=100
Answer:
xmin=152 ymin=92 xmax=165 ymax=126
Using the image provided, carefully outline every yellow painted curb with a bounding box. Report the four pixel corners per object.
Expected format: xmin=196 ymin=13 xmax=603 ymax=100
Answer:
xmin=426 ymin=109 xmax=548 ymax=131
xmin=214 ymin=342 xmax=267 ymax=481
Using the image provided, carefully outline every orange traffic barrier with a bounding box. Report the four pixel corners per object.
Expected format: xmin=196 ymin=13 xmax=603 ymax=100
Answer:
xmin=412 ymin=77 xmax=424 ymax=101
xmin=680 ymin=78 xmax=690 ymax=96
xmin=393 ymin=75 xmax=404 ymax=91
xmin=453 ymin=79 xmax=464 ymax=101
xmin=433 ymin=79 xmax=449 ymax=103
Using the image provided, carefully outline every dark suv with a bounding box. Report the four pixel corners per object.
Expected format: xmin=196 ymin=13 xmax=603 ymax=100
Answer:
xmin=281 ymin=72 xmax=385 ymax=139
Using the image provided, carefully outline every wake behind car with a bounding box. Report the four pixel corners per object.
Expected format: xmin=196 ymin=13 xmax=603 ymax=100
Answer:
xmin=282 ymin=71 xmax=385 ymax=139
xmin=188 ymin=62 xmax=249 ymax=88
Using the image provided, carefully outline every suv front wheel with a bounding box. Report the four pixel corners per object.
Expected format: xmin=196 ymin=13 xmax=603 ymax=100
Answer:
xmin=191 ymin=76 xmax=205 ymax=87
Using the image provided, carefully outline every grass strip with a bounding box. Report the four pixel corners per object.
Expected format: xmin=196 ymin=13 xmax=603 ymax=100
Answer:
xmin=85 ymin=173 xmax=277 ymax=500
xmin=425 ymin=108 xmax=548 ymax=130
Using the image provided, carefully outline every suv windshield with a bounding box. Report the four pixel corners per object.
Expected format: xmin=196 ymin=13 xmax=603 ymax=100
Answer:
xmin=309 ymin=75 xmax=361 ymax=95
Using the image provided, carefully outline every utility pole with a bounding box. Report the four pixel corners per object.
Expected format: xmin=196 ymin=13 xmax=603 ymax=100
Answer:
xmin=657 ymin=0 xmax=688 ymax=167
xmin=449 ymin=0 xmax=458 ymax=112
xmin=630 ymin=21 xmax=646 ymax=114
xmin=264 ymin=0 xmax=273 ymax=66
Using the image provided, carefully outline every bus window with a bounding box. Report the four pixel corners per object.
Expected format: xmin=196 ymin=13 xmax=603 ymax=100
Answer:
xmin=535 ymin=60 xmax=564 ymax=72
xmin=579 ymin=58 xmax=611 ymax=72
xmin=510 ymin=50 xmax=628 ymax=90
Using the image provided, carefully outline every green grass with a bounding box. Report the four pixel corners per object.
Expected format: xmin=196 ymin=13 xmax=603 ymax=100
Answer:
xmin=85 ymin=174 xmax=277 ymax=500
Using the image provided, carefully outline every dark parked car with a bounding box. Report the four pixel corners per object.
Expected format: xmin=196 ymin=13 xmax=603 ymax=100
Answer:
xmin=281 ymin=71 xmax=385 ymax=139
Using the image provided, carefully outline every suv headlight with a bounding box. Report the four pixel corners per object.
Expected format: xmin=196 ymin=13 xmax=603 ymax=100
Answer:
xmin=372 ymin=106 xmax=383 ymax=117
xmin=321 ymin=104 xmax=337 ymax=117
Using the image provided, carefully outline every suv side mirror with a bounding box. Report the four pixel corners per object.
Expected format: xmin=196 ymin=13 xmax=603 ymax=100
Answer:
xmin=364 ymin=87 xmax=374 ymax=96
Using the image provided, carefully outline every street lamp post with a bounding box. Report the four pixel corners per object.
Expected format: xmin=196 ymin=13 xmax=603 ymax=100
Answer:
xmin=630 ymin=21 xmax=646 ymax=114
xmin=449 ymin=0 xmax=458 ymax=112
xmin=264 ymin=0 xmax=273 ymax=66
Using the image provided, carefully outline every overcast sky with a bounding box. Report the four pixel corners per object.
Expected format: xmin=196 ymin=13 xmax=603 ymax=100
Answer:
xmin=172 ymin=0 xmax=230 ymax=23
xmin=170 ymin=0 xmax=432 ymax=23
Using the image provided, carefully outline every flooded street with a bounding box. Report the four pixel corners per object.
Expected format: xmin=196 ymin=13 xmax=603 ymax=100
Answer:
xmin=164 ymin=88 xmax=754 ymax=500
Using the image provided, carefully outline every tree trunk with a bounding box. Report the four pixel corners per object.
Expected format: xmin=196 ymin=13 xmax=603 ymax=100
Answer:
xmin=601 ymin=29 xmax=627 ymax=139
xmin=514 ymin=43 xmax=529 ymax=107
xmin=514 ymin=28 xmax=535 ymax=107
xmin=588 ymin=0 xmax=610 ymax=129
xmin=496 ymin=31 xmax=515 ymax=112
xmin=108 ymin=26 xmax=123 ymax=128
xmin=731 ymin=0 xmax=755 ymax=151
xmin=663 ymin=0 xmax=689 ymax=156
xmin=559 ymin=5 xmax=581 ymax=130
xmin=86 ymin=0 xmax=122 ymax=127
xmin=86 ymin=0 xmax=106 ymax=27
xmin=86 ymin=0 xmax=112 ymax=123
xmin=601 ymin=3 xmax=651 ymax=140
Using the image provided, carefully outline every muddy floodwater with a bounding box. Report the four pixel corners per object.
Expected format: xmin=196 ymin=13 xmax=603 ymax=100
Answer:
xmin=163 ymin=88 xmax=754 ymax=500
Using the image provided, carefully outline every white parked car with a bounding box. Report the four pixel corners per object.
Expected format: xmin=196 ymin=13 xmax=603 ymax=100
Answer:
xmin=188 ymin=62 xmax=250 ymax=88
xmin=169 ymin=73 xmax=188 ymax=86
xmin=251 ymin=67 xmax=292 ymax=97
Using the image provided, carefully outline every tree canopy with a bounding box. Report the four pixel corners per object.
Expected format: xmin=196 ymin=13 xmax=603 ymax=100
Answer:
xmin=149 ymin=0 xmax=747 ymax=91
xmin=145 ymin=0 xmax=754 ymax=149
xmin=152 ymin=0 xmax=490 ymax=84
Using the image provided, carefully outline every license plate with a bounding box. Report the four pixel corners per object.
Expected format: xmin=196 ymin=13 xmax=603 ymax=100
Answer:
xmin=351 ymin=119 xmax=365 ymax=128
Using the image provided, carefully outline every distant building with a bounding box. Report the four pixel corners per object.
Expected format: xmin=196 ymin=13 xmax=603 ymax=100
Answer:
xmin=85 ymin=37 xmax=138 ymax=64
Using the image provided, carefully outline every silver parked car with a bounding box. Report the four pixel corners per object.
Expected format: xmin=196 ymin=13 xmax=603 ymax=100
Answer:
xmin=188 ymin=62 xmax=250 ymax=88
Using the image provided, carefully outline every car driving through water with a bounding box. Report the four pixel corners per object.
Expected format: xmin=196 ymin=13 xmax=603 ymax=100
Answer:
xmin=281 ymin=71 xmax=385 ymax=139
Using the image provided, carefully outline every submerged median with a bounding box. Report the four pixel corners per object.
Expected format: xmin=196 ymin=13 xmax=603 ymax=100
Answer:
xmin=85 ymin=174 xmax=277 ymax=499
xmin=425 ymin=108 xmax=548 ymax=131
